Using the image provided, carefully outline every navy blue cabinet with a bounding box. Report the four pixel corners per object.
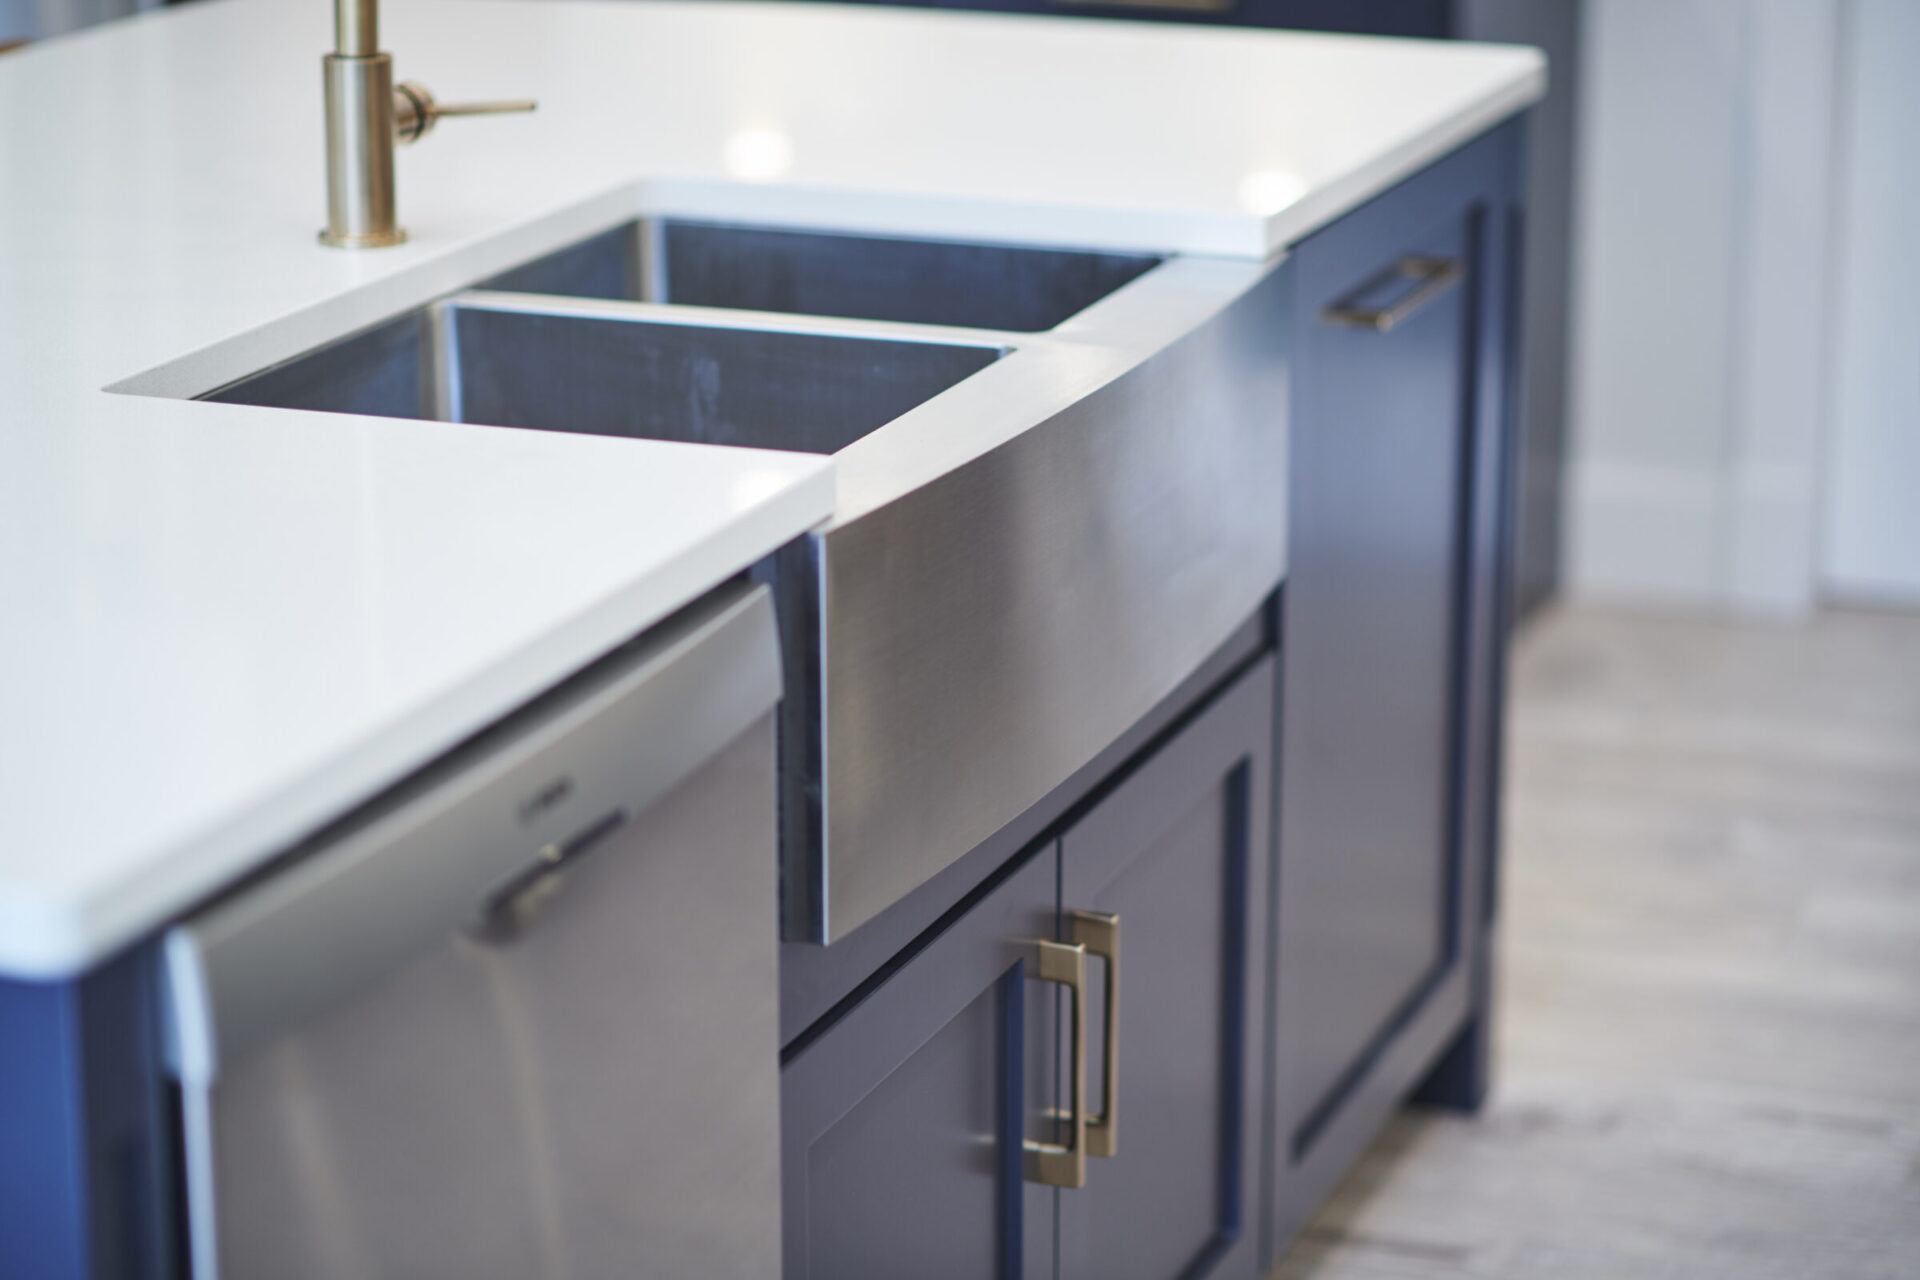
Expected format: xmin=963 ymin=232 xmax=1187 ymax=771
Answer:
xmin=0 ymin=954 xmax=174 ymax=1280
xmin=780 ymin=124 xmax=1524 ymax=1279
xmin=1267 ymin=122 xmax=1522 ymax=1256
xmin=781 ymin=652 xmax=1276 ymax=1280
xmin=1276 ymin=165 xmax=1477 ymax=1145
xmin=780 ymin=847 xmax=1057 ymax=1278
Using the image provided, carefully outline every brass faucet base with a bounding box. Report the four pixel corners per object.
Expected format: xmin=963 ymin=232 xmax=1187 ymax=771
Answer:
xmin=318 ymin=228 xmax=408 ymax=248
xmin=322 ymin=51 xmax=400 ymax=249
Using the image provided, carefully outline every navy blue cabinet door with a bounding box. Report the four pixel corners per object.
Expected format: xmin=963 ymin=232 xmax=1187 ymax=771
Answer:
xmin=1055 ymin=655 xmax=1274 ymax=1280
xmin=1277 ymin=182 xmax=1472 ymax=1151
xmin=781 ymin=848 xmax=1058 ymax=1279
xmin=1269 ymin=123 xmax=1521 ymax=1255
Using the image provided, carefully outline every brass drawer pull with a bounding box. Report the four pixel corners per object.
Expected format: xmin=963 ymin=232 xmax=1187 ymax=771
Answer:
xmin=1322 ymin=256 xmax=1462 ymax=333
xmin=1023 ymin=939 xmax=1089 ymax=1188
xmin=1071 ymin=910 xmax=1120 ymax=1158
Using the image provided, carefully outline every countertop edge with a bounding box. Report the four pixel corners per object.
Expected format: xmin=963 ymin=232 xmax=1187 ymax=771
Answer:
xmin=1266 ymin=50 xmax=1546 ymax=254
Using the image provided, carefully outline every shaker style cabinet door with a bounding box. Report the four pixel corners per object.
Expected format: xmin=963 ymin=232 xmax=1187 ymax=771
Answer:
xmin=1271 ymin=122 xmax=1521 ymax=1228
xmin=780 ymin=848 xmax=1060 ymax=1280
xmin=1055 ymin=656 xmax=1274 ymax=1280
xmin=1275 ymin=181 xmax=1472 ymax=1159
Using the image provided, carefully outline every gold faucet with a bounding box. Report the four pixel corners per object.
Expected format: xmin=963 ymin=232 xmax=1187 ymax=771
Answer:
xmin=321 ymin=0 xmax=534 ymax=248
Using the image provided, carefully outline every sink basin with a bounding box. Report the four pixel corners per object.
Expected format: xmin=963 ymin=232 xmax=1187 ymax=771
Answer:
xmin=478 ymin=219 xmax=1162 ymax=333
xmin=204 ymin=295 xmax=1002 ymax=455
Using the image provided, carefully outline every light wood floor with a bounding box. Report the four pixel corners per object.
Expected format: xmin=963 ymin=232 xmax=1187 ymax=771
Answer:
xmin=1274 ymin=605 xmax=1920 ymax=1280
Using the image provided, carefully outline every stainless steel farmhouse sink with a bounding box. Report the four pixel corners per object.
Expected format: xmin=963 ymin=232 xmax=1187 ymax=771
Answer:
xmin=206 ymin=293 xmax=1003 ymax=454
xmin=176 ymin=217 xmax=1289 ymax=946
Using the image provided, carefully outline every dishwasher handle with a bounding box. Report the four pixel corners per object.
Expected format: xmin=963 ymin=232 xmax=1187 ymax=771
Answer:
xmin=163 ymin=581 xmax=779 ymax=1087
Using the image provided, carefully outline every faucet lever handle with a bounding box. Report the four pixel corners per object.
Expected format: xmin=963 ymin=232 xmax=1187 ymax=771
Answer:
xmin=394 ymin=82 xmax=536 ymax=145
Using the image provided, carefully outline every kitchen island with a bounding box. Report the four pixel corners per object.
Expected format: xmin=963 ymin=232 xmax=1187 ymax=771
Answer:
xmin=0 ymin=2 xmax=1541 ymax=1274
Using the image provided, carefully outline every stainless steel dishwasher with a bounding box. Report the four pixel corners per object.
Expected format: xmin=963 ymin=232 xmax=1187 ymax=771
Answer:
xmin=162 ymin=581 xmax=783 ymax=1280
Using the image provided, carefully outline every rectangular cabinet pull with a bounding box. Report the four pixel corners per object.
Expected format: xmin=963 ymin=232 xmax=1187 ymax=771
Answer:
xmin=1071 ymin=910 xmax=1120 ymax=1159
xmin=1321 ymin=256 xmax=1461 ymax=333
xmin=1023 ymin=939 xmax=1088 ymax=1188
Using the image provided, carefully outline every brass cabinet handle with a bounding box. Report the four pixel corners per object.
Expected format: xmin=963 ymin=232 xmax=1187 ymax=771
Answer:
xmin=1321 ymin=256 xmax=1463 ymax=333
xmin=1070 ymin=910 xmax=1120 ymax=1158
xmin=1023 ymin=939 xmax=1088 ymax=1188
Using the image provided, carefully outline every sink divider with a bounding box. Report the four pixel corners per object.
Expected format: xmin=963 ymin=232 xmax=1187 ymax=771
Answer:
xmin=445 ymin=289 xmax=1024 ymax=355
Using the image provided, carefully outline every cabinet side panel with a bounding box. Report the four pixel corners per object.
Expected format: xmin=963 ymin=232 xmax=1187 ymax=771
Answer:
xmin=0 ymin=952 xmax=177 ymax=1280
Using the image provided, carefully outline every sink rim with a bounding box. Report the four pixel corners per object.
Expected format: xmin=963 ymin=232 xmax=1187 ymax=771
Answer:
xmin=453 ymin=289 xmax=1019 ymax=356
xmin=109 ymin=200 xmax=1265 ymax=529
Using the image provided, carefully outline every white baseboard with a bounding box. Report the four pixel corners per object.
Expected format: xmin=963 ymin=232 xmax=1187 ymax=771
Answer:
xmin=1564 ymin=462 xmax=1721 ymax=607
xmin=1563 ymin=461 xmax=1823 ymax=618
xmin=1727 ymin=462 xmax=1820 ymax=617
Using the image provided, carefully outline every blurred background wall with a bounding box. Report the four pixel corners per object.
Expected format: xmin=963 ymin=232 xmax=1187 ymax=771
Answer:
xmin=1566 ymin=0 xmax=1920 ymax=617
xmin=1 ymin=0 xmax=158 ymax=44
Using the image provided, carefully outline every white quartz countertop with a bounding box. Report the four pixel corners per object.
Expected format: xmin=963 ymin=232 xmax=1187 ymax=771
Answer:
xmin=0 ymin=0 xmax=1541 ymax=978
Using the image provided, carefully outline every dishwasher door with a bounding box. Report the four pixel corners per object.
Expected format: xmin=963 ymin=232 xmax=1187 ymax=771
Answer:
xmin=163 ymin=582 xmax=783 ymax=1280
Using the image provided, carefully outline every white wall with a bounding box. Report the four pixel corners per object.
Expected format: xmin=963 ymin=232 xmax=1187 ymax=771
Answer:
xmin=1564 ymin=0 xmax=1845 ymax=615
xmin=1820 ymin=0 xmax=1920 ymax=607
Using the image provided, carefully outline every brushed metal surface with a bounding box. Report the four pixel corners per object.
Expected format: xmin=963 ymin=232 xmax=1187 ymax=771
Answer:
xmin=334 ymin=0 xmax=375 ymax=56
xmin=802 ymin=258 xmax=1290 ymax=940
xmin=164 ymin=581 xmax=778 ymax=1083
xmin=164 ymin=583 xmax=783 ymax=1280
xmin=321 ymin=52 xmax=403 ymax=247
xmin=1022 ymin=938 xmax=1089 ymax=1189
xmin=1072 ymin=909 xmax=1120 ymax=1159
